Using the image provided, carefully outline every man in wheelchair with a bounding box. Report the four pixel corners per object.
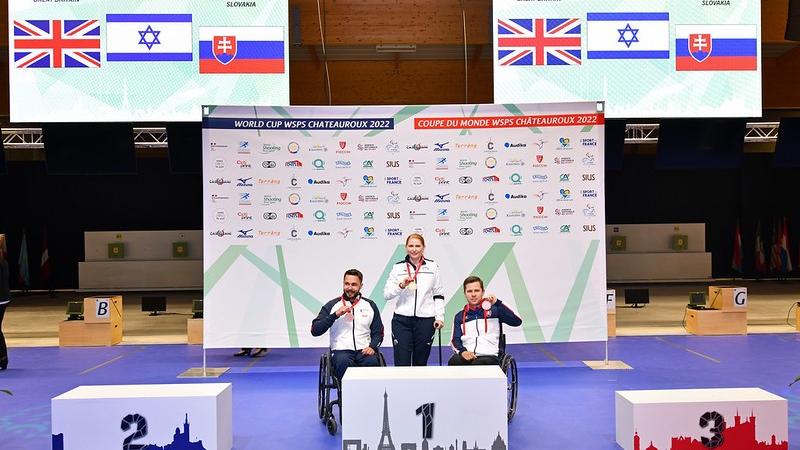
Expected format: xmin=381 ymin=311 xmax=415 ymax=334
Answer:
xmin=311 ymin=269 xmax=384 ymax=380
xmin=449 ymin=275 xmax=522 ymax=366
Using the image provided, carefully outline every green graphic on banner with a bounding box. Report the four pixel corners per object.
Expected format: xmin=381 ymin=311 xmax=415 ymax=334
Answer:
xmin=459 ymin=104 xmax=481 ymax=136
xmin=364 ymin=105 xmax=429 ymax=137
xmin=333 ymin=107 xmax=362 ymax=137
xmin=502 ymin=104 xmax=543 ymax=134
xmin=204 ymin=240 xmax=599 ymax=346
xmin=270 ymin=107 xmax=312 ymax=137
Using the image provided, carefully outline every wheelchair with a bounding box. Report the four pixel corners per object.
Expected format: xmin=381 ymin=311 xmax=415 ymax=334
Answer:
xmin=317 ymin=349 xmax=386 ymax=435
xmin=498 ymin=334 xmax=519 ymax=422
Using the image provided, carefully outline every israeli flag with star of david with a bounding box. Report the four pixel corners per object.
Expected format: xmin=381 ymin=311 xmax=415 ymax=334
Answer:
xmin=106 ymin=14 xmax=192 ymax=62
xmin=586 ymin=12 xmax=669 ymax=59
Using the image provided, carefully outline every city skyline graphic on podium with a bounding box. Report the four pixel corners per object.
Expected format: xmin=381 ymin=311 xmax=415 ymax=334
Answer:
xmin=343 ymin=390 xmax=506 ymax=450
xmin=634 ymin=410 xmax=787 ymax=450
xmin=52 ymin=413 xmax=207 ymax=450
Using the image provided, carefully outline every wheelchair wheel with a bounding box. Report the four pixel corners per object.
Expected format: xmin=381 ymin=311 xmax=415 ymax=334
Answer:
xmin=377 ymin=351 xmax=387 ymax=367
xmin=326 ymin=415 xmax=338 ymax=435
xmin=501 ymin=354 xmax=518 ymax=422
xmin=317 ymin=353 xmax=329 ymax=421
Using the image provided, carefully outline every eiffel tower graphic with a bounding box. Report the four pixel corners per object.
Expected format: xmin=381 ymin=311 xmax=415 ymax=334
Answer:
xmin=377 ymin=390 xmax=395 ymax=450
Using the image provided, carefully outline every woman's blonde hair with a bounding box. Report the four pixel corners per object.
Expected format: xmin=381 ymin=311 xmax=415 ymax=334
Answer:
xmin=405 ymin=233 xmax=425 ymax=246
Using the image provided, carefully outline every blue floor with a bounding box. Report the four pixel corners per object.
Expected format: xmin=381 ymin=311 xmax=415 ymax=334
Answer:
xmin=1 ymin=334 xmax=799 ymax=449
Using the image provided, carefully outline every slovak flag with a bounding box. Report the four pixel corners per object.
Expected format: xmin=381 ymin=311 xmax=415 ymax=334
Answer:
xmin=199 ymin=26 xmax=284 ymax=74
xmin=675 ymin=25 xmax=757 ymax=71
xmin=586 ymin=12 xmax=670 ymax=59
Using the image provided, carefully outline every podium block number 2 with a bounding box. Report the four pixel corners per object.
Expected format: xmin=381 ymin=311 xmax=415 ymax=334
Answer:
xmin=121 ymin=413 xmax=148 ymax=450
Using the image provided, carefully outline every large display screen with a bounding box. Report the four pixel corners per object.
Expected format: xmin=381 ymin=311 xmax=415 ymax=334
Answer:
xmin=9 ymin=0 xmax=289 ymax=122
xmin=494 ymin=0 xmax=761 ymax=118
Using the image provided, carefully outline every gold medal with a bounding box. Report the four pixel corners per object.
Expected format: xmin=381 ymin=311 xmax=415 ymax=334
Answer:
xmin=407 ymin=281 xmax=417 ymax=291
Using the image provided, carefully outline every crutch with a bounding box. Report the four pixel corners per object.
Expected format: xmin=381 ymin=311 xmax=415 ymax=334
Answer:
xmin=437 ymin=328 xmax=442 ymax=366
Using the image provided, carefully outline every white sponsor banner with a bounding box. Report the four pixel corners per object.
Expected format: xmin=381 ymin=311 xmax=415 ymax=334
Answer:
xmin=202 ymin=102 xmax=607 ymax=348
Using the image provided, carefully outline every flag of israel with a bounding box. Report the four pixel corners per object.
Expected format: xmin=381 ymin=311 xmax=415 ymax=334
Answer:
xmin=106 ymin=14 xmax=193 ymax=62
xmin=586 ymin=12 xmax=669 ymax=59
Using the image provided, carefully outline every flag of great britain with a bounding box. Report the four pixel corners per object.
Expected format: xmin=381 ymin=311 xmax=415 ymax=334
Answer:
xmin=13 ymin=19 xmax=101 ymax=68
xmin=497 ymin=18 xmax=581 ymax=66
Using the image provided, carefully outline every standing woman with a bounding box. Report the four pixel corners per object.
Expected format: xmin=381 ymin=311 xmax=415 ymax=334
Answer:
xmin=384 ymin=234 xmax=445 ymax=366
xmin=0 ymin=235 xmax=9 ymax=370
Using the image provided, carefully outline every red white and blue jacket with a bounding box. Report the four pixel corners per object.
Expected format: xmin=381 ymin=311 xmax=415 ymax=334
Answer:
xmin=450 ymin=299 xmax=522 ymax=357
xmin=311 ymin=295 xmax=384 ymax=352
xmin=383 ymin=256 xmax=445 ymax=321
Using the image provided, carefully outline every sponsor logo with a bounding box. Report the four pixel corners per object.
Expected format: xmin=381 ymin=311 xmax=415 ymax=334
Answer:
xmin=238 ymin=141 xmax=251 ymax=154
xmin=214 ymin=209 xmax=226 ymax=221
xmin=386 ymin=211 xmax=401 ymax=219
xmin=560 ymin=225 xmax=571 ymax=233
xmin=337 ymin=141 xmax=350 ymax=154
xmin=504 ymin=142 xmax=526 ymax=149
xmin=257 ymin=178 xmax=280 ymax=185
xmin=314 ymin=210 xmax=327 ymax=222
xmin=363 ymin=211 xmax=375 ymax=220
xmin=288 ymin=193 xmax=301 ymax=205
xmin=436 ymin=208 xmax=449 ymax=221
xmin=583 ymin=224 xmax=597 ymax=232
xmin=362 ymin=160 xmax=374 ymax=169
xmin=307 ymin=178 xmax=331 ymax=185
xmin=580 ymin=138 xmax=598 ymax=147
xmin=337 ymin=193 xmax=352 ymax=205
xmin=238 ymin=211 xmax=254 ymax=221
xmin=358 ymin=194 xmax=379 ymax=203
xmin=509 ymin=173 xmax=522 ymax=185
xmin=485 ymin=157 xmax=497 ymax=169
xmin=239 ymin=193 xmax=252 ymax=205
xmin=362 ymin=226 xmax=376 ymax=239
xmin=336 ymin=212 xmax=352 ymax=221
xmin=386 ymin=227 xmax=403 ymax=237
xmin=210 ymin=142 xmax=228 ymax=150
xmin=409 ymin=210 xmax=428 ymax=219
xmin=336 ymin=177 xmax=352 ymax=187
xmin=557 ymin=137 xmax=573 ymax=150
xmin=263 ymin=212 xmax=278 ymax=220
xmin=531 ymin=174 xmax=549 ymax=183
xmin=312 ymin=159 xmax=325 ymax=170
xmin=307 ymin=230 xmax=332 ymax=237
xmin=408 ymin=159 xmax=426 ymax=168
xmin=361 ymin=175 xmax=376 ymax=187
xmin=482 ymin=175 xmax=500 ymax=183
xmin=288 ymin=228 xmax=301 ymax=241
xmin=407 ymin=194 xmax=430 ymax=203
xmin=486 ymin=208 xmax=498 ymax=220
xmin=532 ymin=225 xmax=550 ymax=234
xmin=504 ymin=193 xmax=528 ymax=200
xmin=459 ymin=210 xmax=478 ymax=221
xmin=533 ymin=191 xmax=547 ymax=200
xmin=582 ymin=173 xmax=596 ymax=181
xmin=308 ymin=144 xmax=328 ymax=152
xmin=411 ymin=175 xmax=425 ymax=186
xmin=286 ymin=160 xmax=303 ymax=168
xmin=458 ymin=159 xmax=478 ymax=169
xmin=237 ymin=229 xmax=254 ymax=239
xmin=435 ymin=176 xmax=450 ymax=185
xmin=582 ymin=153 xmax=596 ymax=166
xmin=486 ymin=191 xmax=497 ymax=204
xmin=261 ymin=143 xmax=280 ymax=154
xmin=558 ymin=189 xmax=573 ymax=201
xmin=289 ymin=176 xmax=301 ymax=188
xmin=532 ymin=155 xmax=548 ymax=167
xmin=455 ymin=194 xmax=478 ymax=201
xmin=483 ymin=226 xmax=501 ymax=234
xmin=357 ymin=143 xmax=378 ymax=151
xmin=335 ymin=160 xmax=352 ymax=169
xmin=534 ymin=139 xmax=547 ymax=151
xmin=533 ymin=206 xmax=548 ymax=219
xmin=434 ymin=193 xmax=451 ymax=203
xmin=261 ymin=194 xmax=280 ymax=205
xmin=435 ymin=227 xmax=451 ymax=237
xmin=209 ymin=178 xmax=231 ymax=186
xmin=406 ymin=143 xmax=429 ymax=151
xmin=583 ymin=204 xmax=596 ymax=217
xmin=454 ymin=143 xmax=478 ymax=150
xmin=209 ymin=229 xmax=232 ymax=238
xmin=459 ymin=227 xmax=474 ymax=235
xmin=486 ymin=139 xmax=496 ymax=152
xmin=554 ymin=156 xmax=574 ymax=165
xmin=506 ymin=159 xmax=525 ymax=167
xmin=386 ymin=160 xmax=400 ymax=168
xmin=458 ymin=176 xmax=473 ymax=184
xmin=258 ymin=230 xmax=281 ymax=238
xmin=384 ymin=176 xmax=403 ymax=185
xmin=581 ymin=189 xmax=598 ymax=198
xmin=213 ymin=159 xmax=226 ymax=170
xmin=434 ymin=142 xmax=450 ymax=152
xmin=285 ymin=211 xmax=304 ymax=219
xmin=559 ymin=174 xmax=570 ymax=182
xmin=386 ymin=191 xmax=401 ymax=203
xmin=435 ymin=157 xmax=448 ymax=170
xmin=287 ymin=141 xmax=300 ymax=153
xmin=511 ymin=224 xmax=523 ymax=236
xmin=507 ymin=210 xmax=526 ymax=218
xmin=236 ymin=177 xmax=253 ymax=187
xmin=337 ymin=228 xmax=353 ymax=239
xmin=385 ymin=140 xmax=400 ymax=152
xmin=555 ymin=208 xmax=575 ymax=216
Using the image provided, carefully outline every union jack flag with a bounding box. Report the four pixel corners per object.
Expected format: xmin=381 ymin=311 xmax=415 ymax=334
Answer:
xmin=497 ymin=18 xmax=581 ymax=66
xmin=13 ymin=19 xmax=101 ymax=68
